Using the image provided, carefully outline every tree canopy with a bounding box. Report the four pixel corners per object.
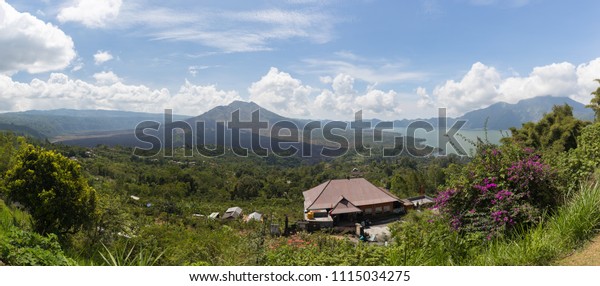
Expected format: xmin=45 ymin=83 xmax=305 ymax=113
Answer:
xmin=504 ymin=104 xmax=589 ymax=153
xmin=585 ymin=79 xmax=600 ymax=122
xmin=5 ymin=143 xmax=97 ymax=236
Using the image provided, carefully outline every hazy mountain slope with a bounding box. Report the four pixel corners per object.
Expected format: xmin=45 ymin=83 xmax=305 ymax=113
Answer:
xmin=458 ymin=96 xmax=593 ymax=129
xmin=0 ymin=109 xmax=190 ymax=138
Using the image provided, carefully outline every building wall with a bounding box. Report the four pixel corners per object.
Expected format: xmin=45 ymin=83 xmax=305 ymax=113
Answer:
xmin=359 ymin=202 xmax=395 ymax=216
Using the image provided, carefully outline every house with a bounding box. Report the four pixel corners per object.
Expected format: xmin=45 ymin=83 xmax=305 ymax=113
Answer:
xmin=401 ymin=195 xmax=435 ymax=211
xmin=303 ymin=178 xmax=402 ymax=226
xmin=245 ymin=212 xmax=262 ymax=222
xmin=222 ymin=207 xmax=242 ymax=219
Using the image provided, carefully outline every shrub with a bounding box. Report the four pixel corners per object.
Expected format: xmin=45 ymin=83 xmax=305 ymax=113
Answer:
xmin=554 ymin=123 xmax=600 ymax=195
xmin=0 ymin=226 xmax=74 ymax=266
xmin=436 ymin=144 xmax=558 ymax=239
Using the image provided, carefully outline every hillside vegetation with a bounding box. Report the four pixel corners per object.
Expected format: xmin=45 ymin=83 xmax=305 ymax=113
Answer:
xmin=1 ymin=82 xmax=600 ymax=266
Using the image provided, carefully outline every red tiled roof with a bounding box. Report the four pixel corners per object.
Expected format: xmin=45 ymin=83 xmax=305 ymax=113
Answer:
xmin=303 ymin=178 xmax=399 ymax=210
xmin=330 ymin=196 xmax=362 ymax=215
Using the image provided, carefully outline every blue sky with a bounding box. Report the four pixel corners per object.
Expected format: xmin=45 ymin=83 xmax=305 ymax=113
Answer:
xmin=1 ymin=0 xmax=599 ymax=120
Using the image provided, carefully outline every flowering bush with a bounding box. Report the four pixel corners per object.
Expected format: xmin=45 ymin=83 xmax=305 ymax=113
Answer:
xmin=436 ymin=144 xmax=557 ymax=239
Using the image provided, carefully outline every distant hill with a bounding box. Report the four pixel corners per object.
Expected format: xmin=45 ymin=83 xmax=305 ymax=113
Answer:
xmin=458 ymin=96 xmax=594 ymax=130
xmin=393 ymin=96 xmax=593 ymax=130
xmin=7 ymin=96 xmax=589 ymax=155
xmin=185 ymin=100 xmax=310 ymax=128
xmin=53 ymin=101 xmax=420 ymax=158
xmin=0 ymin=109 xmax=190 ymax=138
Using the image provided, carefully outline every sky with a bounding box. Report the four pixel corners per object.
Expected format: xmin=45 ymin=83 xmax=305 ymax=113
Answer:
xmin=1 ymin=0 xmax=599 ymax=120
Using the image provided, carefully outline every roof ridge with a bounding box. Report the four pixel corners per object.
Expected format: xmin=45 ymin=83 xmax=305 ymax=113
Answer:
xmin=378 ymin=186 xmax=400 ymax=201
xmin=306 ymin=179 xmax=331 ymax=210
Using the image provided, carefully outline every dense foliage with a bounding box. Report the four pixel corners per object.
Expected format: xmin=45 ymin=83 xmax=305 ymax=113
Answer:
xmin=585 ymin=79 xmax=600 ymax=122
xmin=4 ymin=142 xmax=97 ymax=236
xmin=505 ymin=104 xmax=588 ymax=153
xmin=436 ymin=143 xmax=558 ymax=239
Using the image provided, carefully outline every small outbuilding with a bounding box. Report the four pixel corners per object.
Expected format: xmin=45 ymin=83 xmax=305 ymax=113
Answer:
xmin=209 ymin=212 xmax=220 ymax=219
xmin=403 ymin=195 xmax=435 ymax=210
xmin=222 ymin=207 xmax=243 ymax=220
xmin=245 ymin=212 xmax=262 ymax=222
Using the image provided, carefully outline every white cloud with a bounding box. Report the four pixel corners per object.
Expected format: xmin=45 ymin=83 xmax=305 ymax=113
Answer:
xmin=57 ymin=0 xmax=122 ymax=28
xmin=574 ymin=58 xmax=600 ymax=103
xmin=118 ymin=4 xmax=337 ymax=53
xmin=0 ymin=73 xmax=239 ymax=115
xmin=71 ymin=57 xmax=84 ymax=71
xmin=433 ymin=62 xmax=502 ymax=115
xmin=0 ymin=1 xmax=75 ymax=74
xmin=355 ymin=89 xmax=401 ymax=114
xmin=302 ymin=52 xmax=426 ymax=84
xmin=247 ymin=68 xmax=407 ymax=120
xmin=93 ymin=71 xmax=121 ymax=85
xmin=94 ymin=50 xmax=113 ymax=65
xmin=171 ymin=80 xmax=241 ymax=115
xmin=429 ymin=59 xmax=600 ymax=116
xmin=416 ymin=87 xmax=434 ymax=108
xmin=497 ymin=62 xmax=577 ymax=103
xmin=248 ymin=67 xmax=313 ymax=117
xmin=315 ymin=73 xmax=406 ymax=119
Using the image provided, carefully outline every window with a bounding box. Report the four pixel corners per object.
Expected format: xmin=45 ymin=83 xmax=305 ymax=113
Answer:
xmin=365 ymin=208 xmax=372 ymax=215
xmin=383 ymin=205 xmax=391 ymax=212
xmin=375 ymin=206 xmax=383 ymax=214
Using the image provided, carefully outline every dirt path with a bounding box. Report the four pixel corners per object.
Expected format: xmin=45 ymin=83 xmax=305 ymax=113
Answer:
xmin=557 ymin=234 xmax=600 ymax=265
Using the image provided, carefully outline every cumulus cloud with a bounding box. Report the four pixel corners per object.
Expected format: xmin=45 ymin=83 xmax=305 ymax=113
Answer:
xmin=248 ymin=67 xmax=314 ymax=117
xmin=57 ymin=0 xmax=122 ymax=28
xmin=93 ymin=71 xmax=121 ymax=85
xmin=94 ymin=50 xmax=114 ymax=65
xmin=416 ymin=87 xmax=434 ymax=108
xmin=315 ymin=73 xmax=405 ymax=119
xmin=0 ymin=1 xmax=75 ymax=74
xmin=171 ymin=80 xmax=241 ymax=115
xmin=430 ymin=59 xmax=600 ymax=116
xmin=0 ymin=73 xmax=239 ymax=115
xmin=433 ymin=62 xmax=502 ymax=115
xmin=247 ymin=68 xmax=406 ymax=120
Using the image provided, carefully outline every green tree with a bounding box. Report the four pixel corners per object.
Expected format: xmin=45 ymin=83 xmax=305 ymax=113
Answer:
xmin=504 ymin=104 xmax=588 ymax=153
xmin=0 ymin=133 xmax=20 ymax=176
xmin=586 ymin=79 xmax=600 ymax=122
xmin=5 ymin=143 xmax=97 ymax=236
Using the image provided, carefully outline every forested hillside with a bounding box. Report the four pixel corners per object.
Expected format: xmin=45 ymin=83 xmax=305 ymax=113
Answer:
xmin=1 ymin=82 xmax=600 ymax=266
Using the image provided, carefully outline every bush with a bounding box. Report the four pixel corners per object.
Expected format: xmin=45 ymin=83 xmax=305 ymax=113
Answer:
xmin=554 ymin=123 xmax=600 ymax=195
xmin=474 ymin=181 xmax=600 ymax=265
xmin=436 ymin=144 xmax=558 ymax=239
xmin=0 ymin=226 xmax=74 ymax=266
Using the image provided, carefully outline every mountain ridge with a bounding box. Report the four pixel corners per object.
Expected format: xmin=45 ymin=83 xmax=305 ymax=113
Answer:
xmin=0 ymin=95 xmax=593 ymax=141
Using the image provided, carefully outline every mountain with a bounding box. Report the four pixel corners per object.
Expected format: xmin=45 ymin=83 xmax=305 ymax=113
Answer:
xmin=0 ymin=109 xmax=190 ymax=138
xmin=6 ymin=96 xmax=590 ymax=155
xmin=458 ymin=96 xmax=594 ymax=130
xmin=185 ymin=100 xmax=309 ymax=128
xmin=392 ymin=96 xmax=593 ymax=130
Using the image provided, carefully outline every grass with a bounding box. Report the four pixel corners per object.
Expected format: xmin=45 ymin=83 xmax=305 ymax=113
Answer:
xmin=0 ymin=199 xmax=31 ymax=232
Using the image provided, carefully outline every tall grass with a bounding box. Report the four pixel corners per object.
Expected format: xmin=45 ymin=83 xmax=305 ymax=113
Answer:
xmin=474 ymin=182 xmax=600 ymax=265
xmin=0 ymin=199 xmax=31 ymax=231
